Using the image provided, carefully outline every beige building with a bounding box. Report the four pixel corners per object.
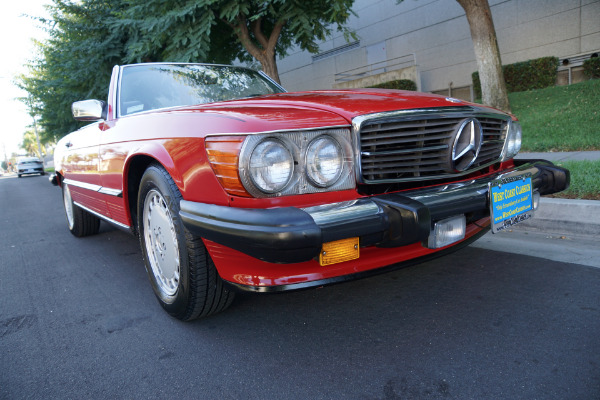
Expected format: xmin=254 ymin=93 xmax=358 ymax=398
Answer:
xmin=277 ymin=0 xmax=600 ymax=101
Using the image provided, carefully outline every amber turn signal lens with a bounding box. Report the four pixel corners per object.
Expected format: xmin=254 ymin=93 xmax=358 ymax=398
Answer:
xmin=319 ymin=237 xmax=359 ymax=266
xmin=205 ymin=136 xmax=250 ymax=197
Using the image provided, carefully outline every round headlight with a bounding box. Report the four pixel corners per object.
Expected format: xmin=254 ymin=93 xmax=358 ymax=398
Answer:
xmin=513 ymin=121 xmax=522 ymax=154
xmin=502 ymin=121 xmax=522 ymax=161
xmin=305 ymin=136 xmax=343 ymax=187
xmin=249 ymin=139 xmax=293 ymax=193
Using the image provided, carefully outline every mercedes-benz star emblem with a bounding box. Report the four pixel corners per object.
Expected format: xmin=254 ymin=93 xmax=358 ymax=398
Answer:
xmin=450 ymin=118 xmax=483 ymax=172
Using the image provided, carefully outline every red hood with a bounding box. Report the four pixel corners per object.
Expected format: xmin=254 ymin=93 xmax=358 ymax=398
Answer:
xmin=210 ymin=89 xmax=489 ymax=120
xmin=150 ymin=89 xmax=497 ymax=135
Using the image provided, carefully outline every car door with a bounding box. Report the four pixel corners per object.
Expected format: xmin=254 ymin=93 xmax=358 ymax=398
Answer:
xmin=59 ymin=123 xmax=109 ymax=217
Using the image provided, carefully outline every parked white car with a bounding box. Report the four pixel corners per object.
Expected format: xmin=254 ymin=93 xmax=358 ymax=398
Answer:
xmin=17 ymin=157 xmax=45 ymax=178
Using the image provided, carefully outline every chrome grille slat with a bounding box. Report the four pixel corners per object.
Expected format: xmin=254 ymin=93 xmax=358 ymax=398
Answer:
xmin=361 ymin=119 xmax=460 ymax=134
xmin=361 ymin=126 xmax=456 ymax=140
xmin=368 ymin=165 xmax=447 ymax=175
xmin=357 ymin=110 xmax=508 ymax=183
xmin=362 ymin=158 xmax=446 ymax=169
xmin=361 ymin=144 xmax=448 ymax=157
xmin=362 ymin=153 xmax=446 ymax=163
xmin=361 ymin=133 xmax=453 ymax=147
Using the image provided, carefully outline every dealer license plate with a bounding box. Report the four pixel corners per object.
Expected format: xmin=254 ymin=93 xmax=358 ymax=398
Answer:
xmin=489 ymin=173 xmax=533 ymax=233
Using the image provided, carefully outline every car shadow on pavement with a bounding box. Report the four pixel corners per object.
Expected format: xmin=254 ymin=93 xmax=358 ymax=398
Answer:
xmin=186 ymin=245 xmax=600 ymax=399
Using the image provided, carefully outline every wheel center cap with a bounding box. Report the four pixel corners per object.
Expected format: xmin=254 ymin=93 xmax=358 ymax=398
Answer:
xmin=154 ymin=227 xmax=166 ymax=253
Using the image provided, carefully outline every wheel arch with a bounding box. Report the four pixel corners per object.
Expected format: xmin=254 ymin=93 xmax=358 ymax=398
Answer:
xmin=55 ymin=171 xmax=64 ymax=187
xmin=123 ymin=146 xmax=182 ymax=236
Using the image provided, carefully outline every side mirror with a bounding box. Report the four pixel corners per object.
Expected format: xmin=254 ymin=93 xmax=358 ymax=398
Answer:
xmin=72 ymin=100 xmax=106 ymax=121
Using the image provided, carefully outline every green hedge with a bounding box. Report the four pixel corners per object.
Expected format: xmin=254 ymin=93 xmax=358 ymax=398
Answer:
xmin=472 ymin=56 xmax=559 ymax=98
xmin=583 ymin=57 xmax=600 ymax=79
xmin=368 ymin=79 xmax=417 ymax=91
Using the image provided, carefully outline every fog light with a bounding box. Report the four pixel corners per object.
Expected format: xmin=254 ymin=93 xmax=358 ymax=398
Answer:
xmin=533 ymin=191 xmax=541 ymax=210
xmin=426 ymin=215 xmax=466 ymax=249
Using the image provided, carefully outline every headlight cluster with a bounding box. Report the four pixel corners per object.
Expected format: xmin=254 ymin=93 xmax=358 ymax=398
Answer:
xmin=239 ymin=128 xmax=355 ymax=197
xmin=501 ymin=120 xmax=522 ymax=161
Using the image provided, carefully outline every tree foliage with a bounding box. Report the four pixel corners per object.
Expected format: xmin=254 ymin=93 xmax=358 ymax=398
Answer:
xmin=20 ymin=0 xmax=356 ymax=142
xmin=18 ymin=0 xmax=127 ymax=141
xmin=20 ymin=130 xmax=47 ymax=157
xmin=114 ymin=0 xmax=356 ymax=83
xmin=367 ymin=79 xmax=417 ymax=91
xmin=583 ymin=57 xmax=600 ymax=79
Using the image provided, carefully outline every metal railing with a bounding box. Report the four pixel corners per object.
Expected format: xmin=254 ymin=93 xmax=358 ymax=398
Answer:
xmin=334 ymin=53 xmax=417 ymax=83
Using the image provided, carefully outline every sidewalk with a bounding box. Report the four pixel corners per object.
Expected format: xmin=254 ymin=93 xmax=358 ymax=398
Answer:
xmin=514 ymin=151 xmax=600 ymax=237
xmin=516 ymin=151 xmax=600 ymax=162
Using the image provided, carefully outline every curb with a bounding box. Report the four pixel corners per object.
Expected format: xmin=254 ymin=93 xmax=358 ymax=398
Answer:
xmin=516 ymin=151 xmax=600 ymax=162
xmin=513 ymin=197 xmax=600 ymax=237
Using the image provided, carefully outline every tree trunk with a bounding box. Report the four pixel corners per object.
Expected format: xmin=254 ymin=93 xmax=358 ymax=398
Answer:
xmin=232 ymin=17 xmax=284 ymax=84
xmin=457 ymin=0 xmax=510 ymax=112
xmin=257 ymin=54 xmax=280 ymax=84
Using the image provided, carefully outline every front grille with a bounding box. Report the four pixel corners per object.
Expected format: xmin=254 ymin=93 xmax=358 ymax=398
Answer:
xmin=358 ymin=109 xmax=508 ymax=183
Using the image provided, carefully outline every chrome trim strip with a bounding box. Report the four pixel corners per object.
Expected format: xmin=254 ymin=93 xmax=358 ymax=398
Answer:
xmin=63 ymin=178 xmax=101 ymax=192
xmin=352 ymin=107 xmax=508 ymax=130
xmin=302 ymin=200 xmax=381 ymax=226
xmin=73 ymin=201 xmax=130 ymax=230
xmin=98 ymin=187 xmax=124 ymax=197
xmin=113 ymin=65 xmax=122 ymax=119
xmin=204 ymin=125 xmax=351 ymax=137
xmin=63 ymin=178 xmax=123 ymax=198
xmin=110 ymin=65 xmax=119 ymax=120
xmin=258 ymin=71 xmax=287 ymax=92
xmin=352 ymin=107 xmax=511 ymax=184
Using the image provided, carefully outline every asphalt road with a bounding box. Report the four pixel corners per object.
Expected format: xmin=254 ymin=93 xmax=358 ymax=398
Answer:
xmin=1 ymin=174 xmax=599 ymax=400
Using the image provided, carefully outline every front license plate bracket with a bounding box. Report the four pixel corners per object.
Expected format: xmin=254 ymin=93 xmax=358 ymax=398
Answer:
xmin=489 ymin=173 xmax=534 ymax=233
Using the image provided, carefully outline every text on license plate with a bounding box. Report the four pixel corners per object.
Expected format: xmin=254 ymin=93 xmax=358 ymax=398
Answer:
xmin=489 ymin=174 xmax=533 ymax=233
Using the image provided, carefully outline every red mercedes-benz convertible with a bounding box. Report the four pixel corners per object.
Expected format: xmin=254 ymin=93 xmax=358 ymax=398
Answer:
xmin=51 ymin=63 xmax=569 ymax=320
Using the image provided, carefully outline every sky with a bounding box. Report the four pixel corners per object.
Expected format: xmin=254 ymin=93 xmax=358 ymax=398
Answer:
xmin=0 ymin=0 xmax=50 ymax=159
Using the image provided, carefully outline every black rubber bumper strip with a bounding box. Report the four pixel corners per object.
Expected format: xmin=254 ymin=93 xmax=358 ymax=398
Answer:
xmin=180 ymin=198 xmax=430 ymax=264
xmin=180 ymin=202 xmax=323 ymax=264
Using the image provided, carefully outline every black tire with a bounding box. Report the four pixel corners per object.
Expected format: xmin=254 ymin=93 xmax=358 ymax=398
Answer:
xmin=62 ymin=183 xmax=101 ymax=237
xmin=18 ymin=174 xmax=21 ymax=178
xmin=40 ymin=172 xmax=45 ymax=176
xmin=137 ymin=164 xmax=234 ymax=321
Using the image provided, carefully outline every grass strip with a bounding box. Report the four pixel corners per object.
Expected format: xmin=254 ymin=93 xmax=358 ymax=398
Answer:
xmin=548 ymin=160 xmax=600 ymax=200
xmin=510 ymin=79 xmax=600 ymax=152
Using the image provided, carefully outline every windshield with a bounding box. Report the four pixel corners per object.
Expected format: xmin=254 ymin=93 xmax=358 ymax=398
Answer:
xmin=119 ymin=64 xmax=285 ymax=116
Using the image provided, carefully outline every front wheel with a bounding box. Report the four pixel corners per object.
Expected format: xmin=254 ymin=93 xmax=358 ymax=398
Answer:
xmin=138 ymin=164 xmax=234 ymax=321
